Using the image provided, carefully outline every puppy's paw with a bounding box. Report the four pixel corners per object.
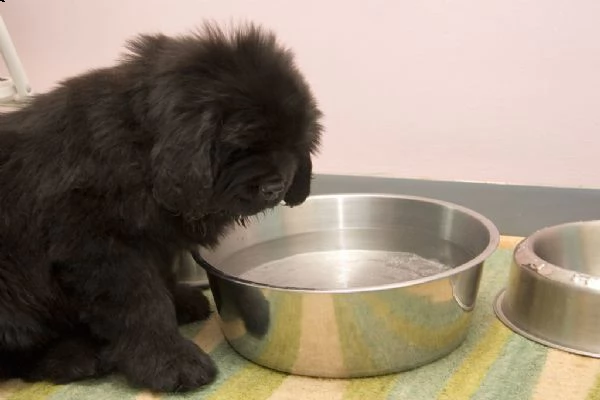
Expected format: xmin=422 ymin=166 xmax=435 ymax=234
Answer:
xmin=123 ymin=338 xmax=217 ymax=392
xmin=23 ymin=355 xmax=101 ymax=384
xmin=174 ymin=284 xmax=212 ymax=325
xmin=21 ymin=336 xmax=107 ymax=384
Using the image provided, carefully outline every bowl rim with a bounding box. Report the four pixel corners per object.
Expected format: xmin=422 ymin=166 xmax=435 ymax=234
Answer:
xmin=513 ymin=220 xmax=600 ymax=291
xmin=195 ymin=193 xmax=501 ymax=293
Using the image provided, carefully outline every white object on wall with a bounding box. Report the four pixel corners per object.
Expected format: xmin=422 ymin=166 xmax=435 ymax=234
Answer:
xmin=0 ymin=14 xmax=32 ymax=107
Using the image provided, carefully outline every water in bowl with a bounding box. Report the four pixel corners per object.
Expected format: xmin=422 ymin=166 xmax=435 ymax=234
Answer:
xmin=239 ymin=250 xmax=452 ymax=289
xmin=225 ymin=228 xmax=472 ymax=290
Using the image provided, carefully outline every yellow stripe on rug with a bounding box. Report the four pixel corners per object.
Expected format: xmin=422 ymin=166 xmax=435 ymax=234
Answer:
xmin=499 ymin=236 xmax=523 ymax=250
xmin=135 ymin=392 xmax=160 ymax=400
xmin=342 ymin=375 xmax=398 ymax=400
xmin=204 ymin=364 xmax=287 ymax=400
xmin=192 ymin=316 xmax=225 ymax=353
xmin=7 ymin=382 xmax=61 ymax=400
xmin=267 ymin=376 xmax=347 ymax=400
xmin=290 ymin=294 xmax=345 ymax=375
xmin=587 ymin=372 xmax=600 ymax=400
xmin=436 ymin=319 xmax=512 ymax=400
xmin=532 ymin=349 xmax=600 ymax=400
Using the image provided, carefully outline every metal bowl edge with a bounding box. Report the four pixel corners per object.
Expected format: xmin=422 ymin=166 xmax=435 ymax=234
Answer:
xmin=493 ymin=289 xmax=600 ymax=358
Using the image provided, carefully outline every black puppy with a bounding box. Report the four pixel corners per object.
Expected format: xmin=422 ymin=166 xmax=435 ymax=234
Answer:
xmin=0 ymin=23 xmax=322 ymax=392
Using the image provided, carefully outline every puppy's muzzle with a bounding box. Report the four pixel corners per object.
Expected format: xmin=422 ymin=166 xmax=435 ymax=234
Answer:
xmin=259 ymin=179 xmax=285 ymax=201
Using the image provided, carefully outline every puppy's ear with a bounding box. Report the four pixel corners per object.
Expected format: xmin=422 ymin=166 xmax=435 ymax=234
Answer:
xmin=284 ymin=154 xmax=313 ymax=207
xmin=151 ymin=113 xmax=216 ymax=218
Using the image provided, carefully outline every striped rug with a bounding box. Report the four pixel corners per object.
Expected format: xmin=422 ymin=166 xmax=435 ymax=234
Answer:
xmin=1 ymin=236 xmax=599 ymax=400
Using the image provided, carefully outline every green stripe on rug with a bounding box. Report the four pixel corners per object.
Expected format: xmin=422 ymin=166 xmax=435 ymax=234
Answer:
xmin=470 ymin=334 xmax=548 ymax=400
xmin=436 ymin=320 xmax=513 ymax=399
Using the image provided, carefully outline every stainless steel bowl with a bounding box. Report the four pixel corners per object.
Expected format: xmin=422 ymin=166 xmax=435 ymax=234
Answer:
xmin=176 ymin=249 xmax=209 ymax=288
xmin=195 ymin=194 xmax=500 ymax=378
xmin=495 ymin=220 xmax=600 ymax=357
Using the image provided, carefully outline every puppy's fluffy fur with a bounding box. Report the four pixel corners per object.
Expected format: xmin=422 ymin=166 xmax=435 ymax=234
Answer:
xmin=0 ymin=23 xmax=322 ymax=391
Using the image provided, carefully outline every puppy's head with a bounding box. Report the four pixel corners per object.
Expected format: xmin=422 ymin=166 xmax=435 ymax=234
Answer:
xmin=128 ymin=23 xmax=322 ymax=220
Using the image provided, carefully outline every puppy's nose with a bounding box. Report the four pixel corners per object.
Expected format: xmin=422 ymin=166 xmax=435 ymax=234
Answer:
xmin=260 ymin=181 xmax=285 ymax=201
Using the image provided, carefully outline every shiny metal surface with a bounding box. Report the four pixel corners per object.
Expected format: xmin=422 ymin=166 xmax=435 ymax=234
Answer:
xmin=495 ymin=220 xmax=600 ymax=357
xmin=176 ymin=250 xmax=209 ymax=288
xmin=196 ymin=194 xmax=500 ymax=377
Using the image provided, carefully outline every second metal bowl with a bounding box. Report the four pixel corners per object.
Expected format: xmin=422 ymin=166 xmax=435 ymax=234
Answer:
xmin=495 ymin=220 xmax=600 ymax=357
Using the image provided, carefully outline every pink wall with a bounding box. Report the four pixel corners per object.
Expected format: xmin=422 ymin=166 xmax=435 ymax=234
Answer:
xmin=2 ymin=0 xmax=600 ymax=188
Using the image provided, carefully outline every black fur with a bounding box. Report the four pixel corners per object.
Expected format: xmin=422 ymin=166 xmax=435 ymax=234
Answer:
xmin=0 ymin=22 xmax=322 ymax=392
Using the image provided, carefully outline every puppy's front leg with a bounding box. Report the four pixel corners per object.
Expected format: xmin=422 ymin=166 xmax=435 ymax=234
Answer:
xmin=173 ymin=284 xmax=212 ymax=325
xmin=57 ymin=246 xmax=217 ymax=392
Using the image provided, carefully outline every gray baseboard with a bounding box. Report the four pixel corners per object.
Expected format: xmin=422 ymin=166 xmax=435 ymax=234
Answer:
xmin=311 ymin=174 xmax=600 ymax=237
